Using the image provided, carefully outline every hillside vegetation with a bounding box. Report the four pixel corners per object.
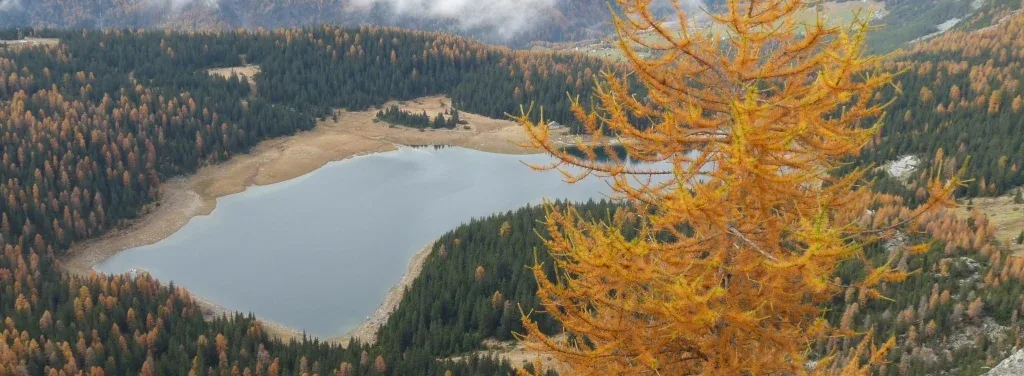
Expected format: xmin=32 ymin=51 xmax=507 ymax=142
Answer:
xmin=377 ymin=195 xmax=1024 ymax=374
xmin=857 ymin=10 xmax=1024 ymax=197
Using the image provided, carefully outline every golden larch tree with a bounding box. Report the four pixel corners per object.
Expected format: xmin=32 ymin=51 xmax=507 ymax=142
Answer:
xmin=516 ymin=0 xmax=959 ymax=374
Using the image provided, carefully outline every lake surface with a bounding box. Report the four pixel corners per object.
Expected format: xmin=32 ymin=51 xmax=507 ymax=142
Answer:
xmin=95 ymin=146 xmax=644 ymax=337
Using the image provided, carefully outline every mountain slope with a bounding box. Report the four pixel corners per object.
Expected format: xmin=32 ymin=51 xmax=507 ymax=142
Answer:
xmin=857 ymin=10 xmax=1024 ymax=197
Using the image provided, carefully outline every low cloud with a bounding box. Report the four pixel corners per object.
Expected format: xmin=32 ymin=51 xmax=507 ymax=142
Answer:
xmin=147 ymin=0 xmax=219 ymax=12
xmin=0 ymin=0 xmax=21 ymax=12
xmin=350 ymin=0 xmax=558 ymax=38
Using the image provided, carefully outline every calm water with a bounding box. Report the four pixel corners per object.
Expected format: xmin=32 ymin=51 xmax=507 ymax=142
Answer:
xmin=95 ymin=147 xmax=644 ymax=337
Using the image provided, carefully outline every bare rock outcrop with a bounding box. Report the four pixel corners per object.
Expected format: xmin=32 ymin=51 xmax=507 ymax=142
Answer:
xmin=987 ymin=349 xmax=1024 ymax=376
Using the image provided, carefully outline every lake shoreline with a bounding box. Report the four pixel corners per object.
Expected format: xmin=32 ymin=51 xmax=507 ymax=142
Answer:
xmin=341 ymin=241 xmax=435 ymax=345
xmin=60 ymin=96 xmax=571 ymax=345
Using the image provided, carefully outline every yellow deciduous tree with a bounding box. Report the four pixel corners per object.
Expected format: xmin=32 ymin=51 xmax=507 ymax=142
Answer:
xmin=516 ymin=0 xmax=960 ymax=374
xmin=500 ymin=220 xmax=512 ymax=237
xmin=988 ymin=90 xmax=1002 ymax=113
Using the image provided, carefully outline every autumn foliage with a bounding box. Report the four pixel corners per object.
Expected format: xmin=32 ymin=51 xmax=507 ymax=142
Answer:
xmin=517 ymin=0 xmax=960 ymax=374
xmin=869 ymin=10 xmax=1024 ymax=196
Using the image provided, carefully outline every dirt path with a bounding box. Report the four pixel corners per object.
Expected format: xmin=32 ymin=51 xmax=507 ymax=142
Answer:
xmin=60 ymin=96 xmax=577 ymax=345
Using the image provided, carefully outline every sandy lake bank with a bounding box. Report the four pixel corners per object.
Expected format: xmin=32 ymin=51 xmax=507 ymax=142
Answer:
xmin=59 ymin=96 xmax=578 ymax=345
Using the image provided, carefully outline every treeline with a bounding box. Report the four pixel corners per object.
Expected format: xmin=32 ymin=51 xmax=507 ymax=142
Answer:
xmin=375 ymin=105 xmax=462 ymax=129
xmin=857 ymin=11 xmax=1024 ymax=197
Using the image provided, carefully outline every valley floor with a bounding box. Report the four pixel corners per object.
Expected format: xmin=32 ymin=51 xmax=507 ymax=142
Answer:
xmin=59 ymin=96 xmax=576 ymax=344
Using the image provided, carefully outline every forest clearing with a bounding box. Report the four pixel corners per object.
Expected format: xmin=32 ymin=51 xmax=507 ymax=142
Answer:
xmin=447 ymin=337 xmax=569 ymax=373
xmin=446 ymin=338 xmax=569 ymax=374
xmin=0 ymin=36 xmax=59 ymax=49
xmin=958 ymin=190 xmax=1024 ymax=255
xmin=207 ymin=64 xmax=262 ymax=80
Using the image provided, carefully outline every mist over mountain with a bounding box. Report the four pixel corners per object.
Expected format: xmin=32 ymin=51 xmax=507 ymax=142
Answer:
xmin=0 ymin=0 xmax=664 ymax=45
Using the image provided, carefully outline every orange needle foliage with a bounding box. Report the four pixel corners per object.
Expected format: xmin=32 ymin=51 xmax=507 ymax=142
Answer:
xmin=515 ymin=0 xmax=961 ymax=374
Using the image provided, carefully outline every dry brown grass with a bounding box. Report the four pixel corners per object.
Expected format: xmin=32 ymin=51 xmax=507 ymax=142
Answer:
xmin=957 ymin=189 xmax=1024 ymax=256
xmin=448 ymin=337 xmax=569 ymax=374
xmin=353 ymin=96 xmax=573 ymax=153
